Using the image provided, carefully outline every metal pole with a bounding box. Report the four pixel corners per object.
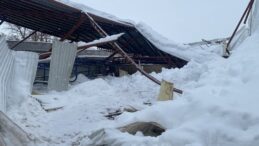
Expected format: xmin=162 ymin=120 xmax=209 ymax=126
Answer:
xmin=225 ymin=0 xmax=254 ymax=54
xmin=11 ymin=30 xmax=37 ymax=49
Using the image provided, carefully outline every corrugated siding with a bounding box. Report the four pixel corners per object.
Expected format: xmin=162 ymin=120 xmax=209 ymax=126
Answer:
xmin=0 ymin=37 xmax=15 ymax=112
xmin=0 ymin=37 xmax=39 ymax=112
xmin=48 ymin=41 xmax=77 ymax=91
xmin=7 ymin=51 xmax=39 ymax=107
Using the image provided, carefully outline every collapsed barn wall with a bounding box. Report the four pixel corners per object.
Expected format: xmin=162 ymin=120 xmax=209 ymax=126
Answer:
xmin=0 ymin=37 xmax=38 ymax=112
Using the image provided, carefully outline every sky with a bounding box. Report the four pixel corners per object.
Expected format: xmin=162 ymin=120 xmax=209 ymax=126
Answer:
xmin=70 ymin=0 xmax=249 ymax=43
xmin=0 ymin=0 xmax=249 ymax=43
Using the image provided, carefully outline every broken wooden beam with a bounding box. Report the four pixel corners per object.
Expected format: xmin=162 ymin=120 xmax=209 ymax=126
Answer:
xmin=225 ymin=0 xmax=254 ymax=55
xmin=85 ymin=12 xmax=183 ymax=94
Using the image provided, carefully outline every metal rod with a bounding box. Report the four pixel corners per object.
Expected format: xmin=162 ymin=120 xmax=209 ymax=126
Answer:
xmin=244 ymin=1 xmax=254 ymax=24
xmin=11 ymin=30 xmax=37 ymax=49
xmin=225 ymin=0 xmax=254 ymax=54
xmin=39 ymin=37 xmax=119 ymax=59
xmin=85 ymin=12 xmax=183 ymax=94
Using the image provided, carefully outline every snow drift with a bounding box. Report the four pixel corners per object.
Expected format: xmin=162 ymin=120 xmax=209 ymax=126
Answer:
xmin=5 ymin=28 xmax=259 ymax=145
xmin=3 ymin=1 xmax=259 ymax=146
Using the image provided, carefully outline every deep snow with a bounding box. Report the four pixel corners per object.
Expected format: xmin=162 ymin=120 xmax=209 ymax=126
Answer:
xmin=3 ymin=0 xmax=259 ymax=145
xmin=6 ymin=29 xmax=259 ymax=145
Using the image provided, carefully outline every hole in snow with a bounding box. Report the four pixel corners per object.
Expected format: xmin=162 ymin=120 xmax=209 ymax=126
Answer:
xmin=119 ymin=122 xmax=166 ymax=137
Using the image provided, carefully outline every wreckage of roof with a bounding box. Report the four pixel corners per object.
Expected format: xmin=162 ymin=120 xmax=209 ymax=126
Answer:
xmin=0 ymin=0 xmax=187 ymax=67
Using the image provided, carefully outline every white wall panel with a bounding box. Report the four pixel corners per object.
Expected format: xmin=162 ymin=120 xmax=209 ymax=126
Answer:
xmin=8 ymin=51 xmax=39 ymax=107
xmin=0 ymin=37 xmax=14 ymax=112
xmin=48 ymin=41 xmax=77 ymax=91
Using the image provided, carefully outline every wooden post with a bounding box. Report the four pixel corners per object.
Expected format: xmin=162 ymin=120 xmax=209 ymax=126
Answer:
xmin=157 ymin=80 xmax=174 ymax=101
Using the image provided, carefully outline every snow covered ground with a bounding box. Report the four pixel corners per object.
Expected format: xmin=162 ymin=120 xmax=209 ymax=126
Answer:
xmin=3 ymin=0 xmax=259 ymax=146
xmin=6 ymin=27 xmax=259 ymax=146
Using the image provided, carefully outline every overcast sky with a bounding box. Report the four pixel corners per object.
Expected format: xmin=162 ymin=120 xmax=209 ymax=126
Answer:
xmin=71 ymin=0 xmax=249 ymax=43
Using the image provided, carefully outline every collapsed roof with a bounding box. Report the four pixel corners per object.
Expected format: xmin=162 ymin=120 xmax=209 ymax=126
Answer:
xmin=0 ymin=0 xmax=187 ymax=67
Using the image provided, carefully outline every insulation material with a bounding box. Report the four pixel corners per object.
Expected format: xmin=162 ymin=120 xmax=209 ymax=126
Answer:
xmin=0 ymin=37 xmax=14 ymax=112
xmin=48 ymin=41 xmax=77 ymax=91
xmin=8 ymin=51 xmax=39 ymax=107
xmin=157 ymin=80 xmax=174 ymax=101
xmin=251 ymin=0 xmax=259 ymax=33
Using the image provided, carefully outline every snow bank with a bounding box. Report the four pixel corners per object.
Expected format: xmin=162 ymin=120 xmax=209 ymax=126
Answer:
xmin=89 ymin=30 xmax=259 ymax=146
xmin=5 ymin=1 xmax=259 ymax=146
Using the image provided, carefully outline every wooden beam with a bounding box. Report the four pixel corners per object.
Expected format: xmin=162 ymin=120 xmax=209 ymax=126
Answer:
xmin=10 ymin=30 xmax=37 ymax=49
xmin=85 ymin=13 xmax=183 ymax=94
xmin=104 ymin=51 xmax=118 ymax=62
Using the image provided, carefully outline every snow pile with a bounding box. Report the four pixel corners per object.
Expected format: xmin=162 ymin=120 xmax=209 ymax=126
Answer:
xmin=4 ymin=1 xmax=259 ymax=145
xmin=8 ymin=77 xmax=152 ymax=145
xmin=80 ymin=33 xmax=124 ymax=48
xmin=6 ymin=29 xmax=259 ymax=146
xmin=88 ymin=30 xmax=259 ymax=146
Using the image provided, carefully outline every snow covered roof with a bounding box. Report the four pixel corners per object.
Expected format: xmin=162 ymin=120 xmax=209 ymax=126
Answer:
xmin=0 ymin=0 xmax=188 ymax=67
